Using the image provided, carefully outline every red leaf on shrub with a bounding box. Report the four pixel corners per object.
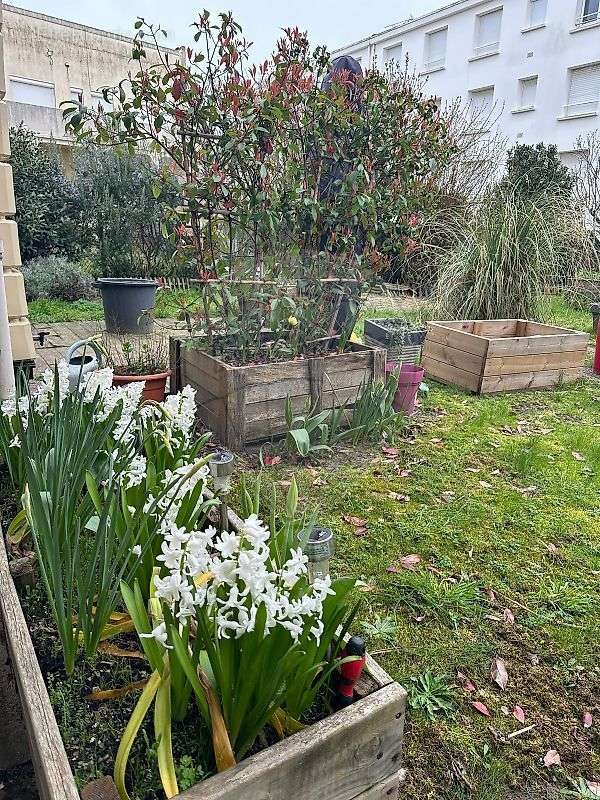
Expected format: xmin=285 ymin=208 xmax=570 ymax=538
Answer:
xmin=583 ymin=711 xmax=593 ymax=729
xmin=491 ymin=658 xmax=509 ymax=690
xmin=513 ymin=705 xmax=525 ymax=723
xmin=543 ymin=750 xmax=561 ymax=767
xmin=472 ymin=701 xmax=491 ymax=717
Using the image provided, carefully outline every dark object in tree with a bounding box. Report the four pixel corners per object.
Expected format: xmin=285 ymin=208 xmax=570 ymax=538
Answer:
xmin=501 ymin=142 xmax=573 ymax=199
xmin=10 ymin=125 xmax=83 ymax=261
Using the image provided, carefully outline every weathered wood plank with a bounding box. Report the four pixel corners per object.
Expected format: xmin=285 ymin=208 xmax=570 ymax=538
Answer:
xmin=484 ymin=348 xmax=587 ymax=376
xmin=177 ymin=682 xmax=406 ymax=800
xmin=480 ymin=367 xmax=583 ymax=394
xmin=471 ymin=320 xmax=518 ymax=338
xmin=0 ymin=533 xmax=80 ymax=800
xmin=182 ymin=355 xmax=228 ymax=399
xmin=523 ymin=321 xmax=583 ymax=336
xmin=352 ymin=769 xmax=407 ymax=800
xmin=424 ymin=324 xmax=489 ymax=358
xmin=0 ymin=612 xmax=30 ymax=769
xmin=226 ymin=370 xmax=246 ymax=451
xmin=487 ymin=332 xmax=589 ymax=357
xmin=421 ymin=355 xmax=482 ymax=393
xmin=422 ymin=340 xmax=485 ymax=376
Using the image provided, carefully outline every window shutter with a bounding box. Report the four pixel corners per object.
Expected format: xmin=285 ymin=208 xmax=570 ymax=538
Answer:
xmin=567 ymin=64 xmax=600 ymax=115
xmin=384 ymin=43 xmax=403 ymax=64
xmin=470 ymin=87 xmax=494 ymax=115
xmin=426 ymin=28 xmax=447 ymax=68
xmin=475 ymin=9 xmax=502 ymax=54
xmin=529 ymin=0 xmax=547 ymax=26
xmin=9 ymin=79 xmax=55 ymax=108
xmin=520 ymin=77 xmax=538 ymax=107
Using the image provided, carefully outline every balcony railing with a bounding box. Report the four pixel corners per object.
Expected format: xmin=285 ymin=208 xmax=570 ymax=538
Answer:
xmin=6 ymin=101 xmax=72 ymax=143
xmin=577 ymin=7 xmax=600 ymax=25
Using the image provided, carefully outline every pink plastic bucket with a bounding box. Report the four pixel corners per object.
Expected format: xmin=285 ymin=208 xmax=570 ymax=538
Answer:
xmin=386 ymin=362 xmax=424 ymax=416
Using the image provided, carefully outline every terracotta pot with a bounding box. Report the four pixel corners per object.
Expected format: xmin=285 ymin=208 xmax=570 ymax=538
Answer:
xmin=112 ymin=371 xmax=171 ymax=402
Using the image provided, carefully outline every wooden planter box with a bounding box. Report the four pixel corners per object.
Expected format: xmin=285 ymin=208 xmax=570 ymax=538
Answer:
xmin=422 ymin=319 xmax=588 ymax=395
xmin=0 ymin=523 xmax=407 ymax=800
xmin=170 ymin=341 xmax=386 ymax=449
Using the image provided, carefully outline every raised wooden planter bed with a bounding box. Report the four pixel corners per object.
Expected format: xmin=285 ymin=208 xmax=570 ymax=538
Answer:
xmin=422 ymin=319 xmax=588 ymax=394
xmin=0 ymin=521 xmax=407 ymax=800
xmin=170 ymin=340 xmax=386 ymax=449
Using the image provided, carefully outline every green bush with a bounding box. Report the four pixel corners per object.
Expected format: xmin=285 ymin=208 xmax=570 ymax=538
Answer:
xmin=501 ymin=142 xmax=573 ymax=199
xmin=21 ymin=256 xmax=96 ymax=302
xmin=10 ymin=126 xmax=83 ymax=261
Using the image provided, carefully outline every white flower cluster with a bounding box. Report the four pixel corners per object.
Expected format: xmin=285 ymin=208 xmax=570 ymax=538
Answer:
xmin=1 ymin=361 xmax=199 ymax=460
xmin=149 ymin=512 xmax=333 ymax=646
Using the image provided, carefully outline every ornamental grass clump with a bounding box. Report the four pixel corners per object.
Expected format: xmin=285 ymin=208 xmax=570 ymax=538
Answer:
xmin=432 ymin=190 xmax=596 ymax=321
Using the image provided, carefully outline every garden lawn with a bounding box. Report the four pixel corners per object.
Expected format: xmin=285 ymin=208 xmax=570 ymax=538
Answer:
xmin=244 ymin=376 xmax=600 ymax=800
xmin=27 ymin=289 xmax=202 ymax=324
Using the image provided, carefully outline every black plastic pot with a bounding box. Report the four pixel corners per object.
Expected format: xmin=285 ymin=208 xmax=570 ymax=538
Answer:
xmin=96 ymin=278 xmax=158 ymax=334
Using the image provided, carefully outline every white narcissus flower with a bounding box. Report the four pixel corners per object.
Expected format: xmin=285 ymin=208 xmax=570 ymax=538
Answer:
xmin=131 ymin=544 xmax=142 ymax=557
xmin=8 ymin=435 xmax=21 ymax=448
xmin=140 ymin=621 xmax=172 ymax=649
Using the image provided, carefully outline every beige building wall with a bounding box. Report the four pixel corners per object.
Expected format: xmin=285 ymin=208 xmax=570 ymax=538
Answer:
xmin=2 ymin=5 xmax=183 ymax=146
xmin=0 ymin=2 xmax=34 ymax=363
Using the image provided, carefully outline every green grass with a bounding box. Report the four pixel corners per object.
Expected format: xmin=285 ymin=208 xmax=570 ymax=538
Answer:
xmin=28 ymin=289 xmax=202 ymax=324
xmin=244 ymin=374 xmax=600 ymax=799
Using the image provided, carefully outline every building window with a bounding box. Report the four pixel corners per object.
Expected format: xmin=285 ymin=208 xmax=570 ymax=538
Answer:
xmin=384 ymin=42 xmax=403 ymax=65
xmin=518 ymin=76 xmax=538 ymax=108
xmin=473 ymin=8 xmax=503 ymax=56
xmin=577 ymin=0 xmax=600 ymax=24
xmin=8 ymin=77 xmax=56 ymax=108
xmin=424 ymin=27 xmax=447 ymax=71
xmin=528 ymin=0 xmax=547 ymax=26
xmin=91 ymin=91 xmax=113 ymax=112
xmin=469 ymin=86 xmax=495 ymax=122
xmin=70 ymin=87 xmax=84 ymax=104
xmin=565 ymin=63 xmax=600 ymax=116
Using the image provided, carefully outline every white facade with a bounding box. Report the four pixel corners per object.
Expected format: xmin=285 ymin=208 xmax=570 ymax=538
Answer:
xmin=332 ymin=0 xmax=600 ymax=163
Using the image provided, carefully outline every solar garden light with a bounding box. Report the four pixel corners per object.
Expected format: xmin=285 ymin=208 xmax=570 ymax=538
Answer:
xmin=301 ymin=525 xmax=335 ymax=583
xmin=208 ymin=449 xmax=235 ymax=532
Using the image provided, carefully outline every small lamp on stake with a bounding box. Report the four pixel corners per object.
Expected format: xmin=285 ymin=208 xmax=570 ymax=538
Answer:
xmin=302 ymin=525 xmax=335 ymax=583
xmin=208 ymin=449 xmax=235 ymax=531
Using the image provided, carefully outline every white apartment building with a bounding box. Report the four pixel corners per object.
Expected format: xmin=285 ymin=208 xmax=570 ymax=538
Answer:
xmin=333 ymin=0 xmax=600 ymax=164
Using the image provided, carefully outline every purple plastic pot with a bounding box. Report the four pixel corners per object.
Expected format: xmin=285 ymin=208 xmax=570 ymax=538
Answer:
xmin=386 ymin=361 xmax=424 ymax=416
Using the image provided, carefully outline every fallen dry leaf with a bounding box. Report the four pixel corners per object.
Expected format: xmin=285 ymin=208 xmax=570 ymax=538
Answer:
xmin=572 ymin=451 xmax=585 ymax=461
xmin=342 ymin=515 xmax=368 ymax=528
xmin=513 ymin=705 xmax=526 ymax=723
xmin=86 ymin=679 xmax=148 ymax=702
xmin=546 ymin=542 xmax=559 ymax=555
xmin=543 ymin=749 xmax=561 ymax=768
xmin=583 ymin=711 xmax=593 ymax=729
xmin=491 ymin=658 xmax=509 ymax=690
xmin=472 ymin=701 xmax=491 ymax=717
xmin=277 ymin=480 xmax=292 ymax=487
xmin=381 ymin=446 xmax=399 ymax=458
xmin=353 ymin=527 xmax=368 ymax=538
xmin=457 ymin=670 xmax=476 ymax=693
xmin=387 ymin=491 xmax=410 ymax=502
xmin=398 ymin=469 xmax=412 ymax=478
xmin=399 ymin=553 xmax=421 ymax=570
xmin=262 ymin=454 xmax=281 ymax=467
xmin=486 ymin=588 xmax=497 ymax=603
xmin=479 ymin=480 xmax=493 ymax=489
xmin=503 ymin=608 xmax=515 ymax=624
xmin=313 ymin=477 xmax=327 ymax=486
xmin=440 ymin=491 xmax=455 ymax=503
xmin=586 ymin=781 xmax=600 ymax=796
xmin=465 ymin=467 xmax=481 ymax=474
xmin=98 ymin=642 xmax=146 ymax=660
